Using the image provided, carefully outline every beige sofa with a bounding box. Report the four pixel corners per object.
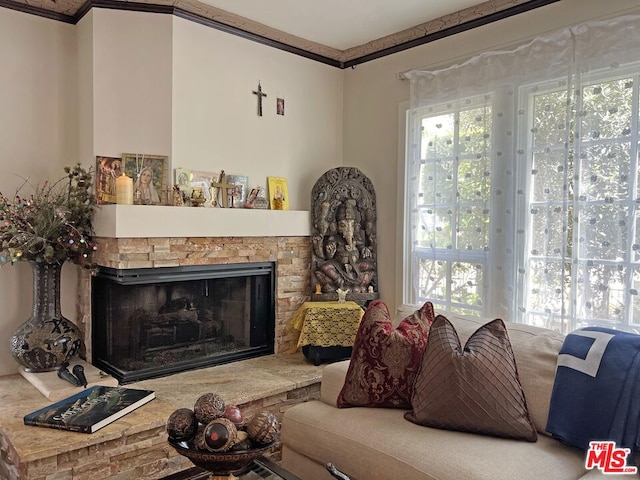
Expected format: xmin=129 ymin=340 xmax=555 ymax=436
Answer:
xmin=281 ymin=312 xmax=635 ymax=480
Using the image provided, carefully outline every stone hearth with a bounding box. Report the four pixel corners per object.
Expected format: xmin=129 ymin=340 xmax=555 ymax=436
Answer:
xmin=0 ymin=354 xmax=322 ymax=480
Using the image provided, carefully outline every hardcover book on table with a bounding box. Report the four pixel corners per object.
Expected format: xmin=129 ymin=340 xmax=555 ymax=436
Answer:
xmin=23 ymin=385 xmax=155 ymax=433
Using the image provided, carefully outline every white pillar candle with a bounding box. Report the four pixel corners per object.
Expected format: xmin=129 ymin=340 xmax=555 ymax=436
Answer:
xmin=116 ymin=174 xmax=133 ymax=205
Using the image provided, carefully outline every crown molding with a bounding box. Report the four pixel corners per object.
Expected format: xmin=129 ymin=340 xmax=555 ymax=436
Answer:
xmin=0 ymin=0 xmax=560 ymax=69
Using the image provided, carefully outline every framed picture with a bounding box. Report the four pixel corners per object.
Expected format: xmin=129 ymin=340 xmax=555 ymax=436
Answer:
xmin=174 ymin=167 xmax=192 ymax=194
xmin=267 ymin=176 xmax=289 ymax=210
xmin=95 ymin=156 xmax=123 ymax=205
xmin=226 ymin=174 xmax=249 ymax=208
xmin=123 ymin=153 xmax=169 ymax=205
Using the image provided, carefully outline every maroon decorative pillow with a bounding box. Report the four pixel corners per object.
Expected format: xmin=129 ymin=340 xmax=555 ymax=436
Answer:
xmin=405 ymin=315 xmax=537 ymax=441
xmin=337 ymin=300 xmax=435 ymax=409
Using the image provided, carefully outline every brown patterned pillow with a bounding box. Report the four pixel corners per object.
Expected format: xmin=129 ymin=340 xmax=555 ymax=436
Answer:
xmin=405 ymin=315 xmax=537 ymax=441
xmin=337 ymin=299 xmax=434 ymax=409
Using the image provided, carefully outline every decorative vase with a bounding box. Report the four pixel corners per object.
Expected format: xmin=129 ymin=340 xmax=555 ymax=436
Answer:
xmin=9 ymin=261 xmax=83 ymax=372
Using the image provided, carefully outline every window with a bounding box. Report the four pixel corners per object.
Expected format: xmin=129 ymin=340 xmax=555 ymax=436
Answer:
xmin=405 ymin=15 xmax=640 ymax=333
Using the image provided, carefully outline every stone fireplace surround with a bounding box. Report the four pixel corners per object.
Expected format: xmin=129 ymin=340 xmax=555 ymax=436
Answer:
xmin=79 ymin=205 xmax=313 ymax=362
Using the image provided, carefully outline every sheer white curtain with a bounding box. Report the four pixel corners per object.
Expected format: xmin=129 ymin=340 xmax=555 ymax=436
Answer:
xmin=405 ymin=15 xmax=640 ymax=332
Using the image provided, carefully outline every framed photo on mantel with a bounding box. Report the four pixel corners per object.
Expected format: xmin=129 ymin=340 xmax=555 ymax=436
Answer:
xmin=122 ymin=153 xmax=169 ymax=205
xmin=267 ymin=176 xmax=289 ymax=210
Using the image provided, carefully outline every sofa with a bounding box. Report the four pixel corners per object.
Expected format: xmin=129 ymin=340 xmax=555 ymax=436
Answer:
xmin=281 ymin=308 xmax=637 ymax=480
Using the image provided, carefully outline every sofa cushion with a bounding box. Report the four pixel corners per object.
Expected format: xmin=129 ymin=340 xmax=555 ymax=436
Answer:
xmin=405 ymin=315 xmax=537 ymax=441
xmin=282 ymin=399 xmax=588 ymax=480
xmin=336 ymin=300 xmax=434 ymax=409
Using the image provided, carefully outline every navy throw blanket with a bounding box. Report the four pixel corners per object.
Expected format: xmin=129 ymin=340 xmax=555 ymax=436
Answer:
xmin=546 ymin=327 xmax=640 ymax=451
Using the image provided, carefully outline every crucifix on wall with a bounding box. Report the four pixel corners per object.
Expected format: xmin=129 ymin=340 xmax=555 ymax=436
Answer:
xmin=252 ymin=81 xmax=267 ymax=116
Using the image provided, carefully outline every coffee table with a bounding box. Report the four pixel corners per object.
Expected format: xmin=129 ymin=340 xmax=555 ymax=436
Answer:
xmin=162 ymin=456 xmax=302 ymax=480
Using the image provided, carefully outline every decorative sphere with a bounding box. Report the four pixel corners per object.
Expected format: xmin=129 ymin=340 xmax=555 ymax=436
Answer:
xmin=194 ymin=393 xmax=226 ymax=424
xmin=231 ymin=431 xmax=253 ymax=451
xmin=166 ymin=408 xmax=198 ymax=441
xmin=202 ymin=418 xmax=237 ymax=452
xmin=224 ymin=405 xmax=244 ymax=426
xmin=246 ymin=411 xmax=280 ymax=445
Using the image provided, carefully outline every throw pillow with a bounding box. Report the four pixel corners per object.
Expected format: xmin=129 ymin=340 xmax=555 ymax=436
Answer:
xmin=337 ymin=299 xmax=435 ymax=409
xmin=405 ymin=315 xmax=537 ymax=441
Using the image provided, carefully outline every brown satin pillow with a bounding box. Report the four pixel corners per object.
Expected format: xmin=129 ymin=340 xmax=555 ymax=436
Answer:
xmin=405 ymin=315 xmax=537 ymax=441
xmin=337 ymin=300 xmax=434 ymax=409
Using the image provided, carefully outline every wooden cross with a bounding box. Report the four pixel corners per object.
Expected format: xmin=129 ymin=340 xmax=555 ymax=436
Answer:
xmin=252 ymin=82 xmax=267 ymax=117
xmin=210 ymin=171 xmax=235 ymax=208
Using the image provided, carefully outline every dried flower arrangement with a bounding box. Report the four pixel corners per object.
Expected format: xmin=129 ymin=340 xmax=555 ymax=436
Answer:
xmin=0 ymin=164 xmax=97 ymax=267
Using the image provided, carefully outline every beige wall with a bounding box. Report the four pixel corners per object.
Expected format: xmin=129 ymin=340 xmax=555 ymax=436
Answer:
xmin=342 ymin=0 xmax=640 ymax=311
xmin=0 ymin=9 xmax=79 ymax=375
xmin=0 ymin=8 xmax=342 ymax=376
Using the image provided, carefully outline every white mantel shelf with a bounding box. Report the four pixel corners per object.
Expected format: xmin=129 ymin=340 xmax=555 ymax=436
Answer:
xmin=93 ymin=205 xmax=311 ymax=238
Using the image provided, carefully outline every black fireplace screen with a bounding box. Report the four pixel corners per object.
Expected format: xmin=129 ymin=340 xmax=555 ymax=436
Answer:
xmin=91 ymin=263 xmax=275 ymax=383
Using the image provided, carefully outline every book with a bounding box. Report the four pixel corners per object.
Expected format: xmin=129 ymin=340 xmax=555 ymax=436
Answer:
xmin=23 ymin=385 xmax=155 ymax=433
xmin=267 ymin=176 xmax=289 ymax=210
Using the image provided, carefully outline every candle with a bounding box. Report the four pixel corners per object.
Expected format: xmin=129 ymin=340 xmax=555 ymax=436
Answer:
xmin=116 ymin=174 xmax=133 ymax=205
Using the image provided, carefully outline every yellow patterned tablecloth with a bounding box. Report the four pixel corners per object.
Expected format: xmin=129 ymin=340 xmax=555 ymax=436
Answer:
xmin=289 ymin=301 xmax=364 ymax=352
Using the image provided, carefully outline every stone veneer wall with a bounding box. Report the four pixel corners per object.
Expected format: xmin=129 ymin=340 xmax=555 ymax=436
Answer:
xmin=77 ymin=236 xmax=312 ymax=361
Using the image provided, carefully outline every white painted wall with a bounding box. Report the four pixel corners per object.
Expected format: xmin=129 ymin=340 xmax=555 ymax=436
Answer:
xmin=343 ymin=0 xmax=640 ymax=312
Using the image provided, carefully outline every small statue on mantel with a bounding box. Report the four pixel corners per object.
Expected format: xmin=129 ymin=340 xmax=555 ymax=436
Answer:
xmin=244 ymin=187 xmax=260 ymax=209
xmin=172 ymin=184 xmax=184 ymax=206
xmin=190 ymin=186 xmax=206 ymax=207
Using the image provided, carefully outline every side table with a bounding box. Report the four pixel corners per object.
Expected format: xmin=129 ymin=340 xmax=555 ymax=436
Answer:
xmin=289 ymin=301 xmax=364 ymax=365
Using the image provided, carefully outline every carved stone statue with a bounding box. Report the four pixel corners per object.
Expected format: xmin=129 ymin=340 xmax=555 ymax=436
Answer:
xmin=311 ymin=167 xmax=378 ymax=303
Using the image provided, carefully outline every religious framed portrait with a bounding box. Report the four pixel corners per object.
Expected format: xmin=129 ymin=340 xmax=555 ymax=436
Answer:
xmin=122 ymin=153 xmax=169 ymax=205
xmin=95 ymin=156 xmax=123 ymax=205
xmin=226 ymin=174 xmax=249 ymax=208
xmin=267 ymin=176 xmax=289 ymax=210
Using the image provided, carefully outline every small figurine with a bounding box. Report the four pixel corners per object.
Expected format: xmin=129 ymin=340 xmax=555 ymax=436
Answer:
xmin=315 ymin=284 xmax=322 ymax=295
xmin=336 ymin=288 xmax=348 ymax=303
xmin=190 ymin=186 xmax=206 ymax=207
xmin=244 ymin=187 xmax=260 ymax=209
xmin=173 ymin=184 xmax=184 ymax=206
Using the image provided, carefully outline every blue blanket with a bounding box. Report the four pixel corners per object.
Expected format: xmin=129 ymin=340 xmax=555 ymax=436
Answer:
xmin=546 ymin=327 xmax=640 ymax=451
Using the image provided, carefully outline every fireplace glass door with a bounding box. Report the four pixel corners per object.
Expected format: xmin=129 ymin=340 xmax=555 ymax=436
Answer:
xmin=92 ymin=263 xmax=274 ymax=383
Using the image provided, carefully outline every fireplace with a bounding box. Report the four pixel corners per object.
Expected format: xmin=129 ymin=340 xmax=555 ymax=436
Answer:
xmin=91 ymin=262 xmax=275 ymax=383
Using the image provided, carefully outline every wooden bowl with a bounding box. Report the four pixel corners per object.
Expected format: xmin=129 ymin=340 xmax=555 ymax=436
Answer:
xmin=168 ymin=439 xmax=277 ymax=475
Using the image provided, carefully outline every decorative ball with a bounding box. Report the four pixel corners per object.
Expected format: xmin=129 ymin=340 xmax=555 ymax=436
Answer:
xmin=231 ymin=431 xmax=253 ymax=451
xmin=194 ymin=393 xmax=226 ymax=424
xmin=193 ymin=425 xmax=207 ymax=451
xmin=224 ymin=405 xmax=244 ymax=427
xmin=202 ymin=418 xmax=238 ymax=452
xmin=166 ymin=408 xmax=198 ymax=441
xmin=246 ymin=411 xmax=280 ymax=445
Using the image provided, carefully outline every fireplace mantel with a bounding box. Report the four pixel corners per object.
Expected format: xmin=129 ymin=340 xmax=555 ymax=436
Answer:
xmin=93 ymin=205 xmax=311 ymax=238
